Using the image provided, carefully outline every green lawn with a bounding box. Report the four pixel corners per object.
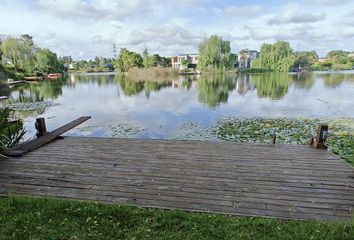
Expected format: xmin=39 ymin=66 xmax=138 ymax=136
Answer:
xmin=0 ymin=195 xmax=353 ymax=240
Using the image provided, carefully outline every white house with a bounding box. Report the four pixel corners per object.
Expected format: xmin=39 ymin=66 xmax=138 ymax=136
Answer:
xmin=238 ymin=49 xmax=259 ymax=68
xmin=171 ymin=54 xmax=199 ymax=70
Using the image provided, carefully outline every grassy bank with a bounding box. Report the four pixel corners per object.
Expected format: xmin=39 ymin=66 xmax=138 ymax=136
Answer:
xmin=238 ymin=67 xmax=273 ymax=73
xmin=125 ymin=67 xmax=179 ymax=80
xmin=0 ymin=195 xmax=353 ymax=240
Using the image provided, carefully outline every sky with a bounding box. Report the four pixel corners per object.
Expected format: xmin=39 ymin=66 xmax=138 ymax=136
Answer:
xmin=0 ymin=0 xmax=353 ymax=59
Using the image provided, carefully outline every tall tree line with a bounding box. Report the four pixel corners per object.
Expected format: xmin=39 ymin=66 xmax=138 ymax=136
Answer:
xmin=0 ymin=34 xmax=64 ymax=75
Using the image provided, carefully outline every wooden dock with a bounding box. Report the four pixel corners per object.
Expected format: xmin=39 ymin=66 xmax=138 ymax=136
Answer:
xmin=0 ymin=137 xmax=353 ymax=222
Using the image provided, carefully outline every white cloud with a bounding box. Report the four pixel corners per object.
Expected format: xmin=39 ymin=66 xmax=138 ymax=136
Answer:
xmin=220 ymin=5 xmax=262 ymax=17
xmin=268 ymin=4 xmax=326 ymax=25
xmin=33 ymin=0 xmax=155 ymax=21
xmin=0 ymin=0 xmax=352 ymax=58
xmin=305 ymin=0 xmax=352 ymax=5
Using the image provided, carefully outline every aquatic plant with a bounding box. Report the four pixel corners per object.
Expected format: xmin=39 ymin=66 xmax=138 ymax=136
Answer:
xmin=0 ymin=108 xmax=26 ymax=152
xmin=216 ymin=117 xmax=354 ymax=166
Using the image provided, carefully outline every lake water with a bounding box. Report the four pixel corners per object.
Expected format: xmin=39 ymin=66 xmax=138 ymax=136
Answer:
xmin=1 ymin=71 xmax=353 ymax=139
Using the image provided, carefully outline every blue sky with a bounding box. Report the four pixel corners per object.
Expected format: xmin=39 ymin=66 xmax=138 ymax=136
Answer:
xmin=0 ymin=0 xmax=353 ymax=59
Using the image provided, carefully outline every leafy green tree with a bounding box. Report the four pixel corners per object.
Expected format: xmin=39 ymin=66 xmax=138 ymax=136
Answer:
xmin=117 ymin=48 xmax=143 ymax=72
xmin=326 ymin=50 xmax=348 ymax=60
xmin=293 ymin=51 xmax=318 ymax=69
xmin=252 ymin=41 xmax=295 ymax=72
xmin=35 ymin=48 xmax=64 ymax=73
xmin=325 ymin=50 xmax=353 ymax=70
xmin=142 ymin=49 xmax=158 ymax=68
xmin=198 ymin=35 xmax=233 ymax=70
xmin=1 ymin=37 xmax=35 ymax=72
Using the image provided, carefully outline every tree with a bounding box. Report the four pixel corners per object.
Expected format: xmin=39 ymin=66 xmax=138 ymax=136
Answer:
xmin=142 ymin=48 xmax=158 ymax=68
xmin=0 ymin=37 xmax=35 ymax=72
xmin=198 ymin=35 xmax=233 ymax=70
xmin=252 ymin=41 xmax=295 ymax=72
xmin=35 ymin=48 xmax=64 ymax=73
xmin=293 ymin=51 xmax=318 ymax=69
xmin=326 ymin=50 xmax=348 ymax=60
xmin=117 ymin=48 xmax=143 ymax=72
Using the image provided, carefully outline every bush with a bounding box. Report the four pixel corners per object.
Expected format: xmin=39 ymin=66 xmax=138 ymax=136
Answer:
xmin=238 ymin=68 xmax=272 ymax=73
xmin=0 ymin=108 xmax=26 ymax=152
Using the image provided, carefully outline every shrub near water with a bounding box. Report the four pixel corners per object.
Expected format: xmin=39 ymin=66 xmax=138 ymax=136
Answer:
xmin=216 ymin=117 xmax=354 ymax=166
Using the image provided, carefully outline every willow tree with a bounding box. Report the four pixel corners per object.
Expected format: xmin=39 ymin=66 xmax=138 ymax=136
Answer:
xmin=253 ymin=41 xmax=295 ymax=72
xmin=1 ymin=37 xmax=35 ymax=72
xmin=198 ymin=35 xmax=234 ymax=70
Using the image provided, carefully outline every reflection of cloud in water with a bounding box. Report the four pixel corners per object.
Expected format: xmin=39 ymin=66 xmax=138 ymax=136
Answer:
xmin=8 ymin=71 xmax=354 ymax=139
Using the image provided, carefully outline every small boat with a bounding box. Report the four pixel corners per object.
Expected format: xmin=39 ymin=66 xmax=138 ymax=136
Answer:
xmin=25 ymin=76 xmax=43 ymax=81
xmin=6 ymin=78 xmax=27 ymax=85
xmin=47 ymin=73 xmax=62 ymax=80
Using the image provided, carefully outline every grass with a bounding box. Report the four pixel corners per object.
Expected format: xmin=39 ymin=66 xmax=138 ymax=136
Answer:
xmin=126 ymin=67 xmax=179 ymax=81
xmin=0 ymin=195 xmax=353 ymax=240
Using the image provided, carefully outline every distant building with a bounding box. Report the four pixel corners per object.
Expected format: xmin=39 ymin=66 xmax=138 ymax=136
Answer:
xmin=171 ymin=54 xmax=199 ymax=70
xmin=348 ymin=52 xmax=354 ymax=58
xmin=237 ymin=49 xmax=259 ymax=68
xmin=318 ymin=58 xmax=329 ymax=62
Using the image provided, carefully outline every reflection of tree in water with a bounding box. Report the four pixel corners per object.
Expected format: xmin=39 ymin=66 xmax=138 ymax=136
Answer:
xmin=251 ymin=73 xmax=291 ymax=100
xmin=6 ymin=78 xmax=66 ymax=103
xmin=144 ymin=81 xmax=171 ymax=98
xmin=72 ymin=74 xmax=116 ymax=86
xmin=236 ymin=74 xmax=253 ymax=95
xmin=118 ymin=77 xmax=172 ymax=97
xmin=197 ymin=74 xmax=236 ymax=107
xmin=119 ymin=77 xmax=144 ymax=96
xmin=1 ymin=79 xmax=67 ymax=119
xmin=321 ymin=73 xmax=354 ymax=88
xmin=290 ymin=72 xmax=315 ymax=89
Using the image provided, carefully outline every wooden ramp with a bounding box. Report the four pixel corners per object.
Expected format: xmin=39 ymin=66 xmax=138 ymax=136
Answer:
xmin=0 ymin=137 xmax=353 ymax=222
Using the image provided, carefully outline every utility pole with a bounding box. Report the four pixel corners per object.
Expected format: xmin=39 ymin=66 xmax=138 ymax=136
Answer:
xmin=113 ymin=43 xmax=117 ymax=59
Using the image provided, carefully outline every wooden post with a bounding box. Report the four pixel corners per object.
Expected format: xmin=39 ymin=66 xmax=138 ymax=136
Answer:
xmin=312 ymin=123 xmax=328 ymax=149
xmin=35 ymin=118 xmax=48 ymax=138
xmin=272 ymin=133 xmax=276 ymax=144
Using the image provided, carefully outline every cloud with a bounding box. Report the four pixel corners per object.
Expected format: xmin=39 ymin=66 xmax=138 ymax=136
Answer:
xmin=1 ymin=0 xmax=353 ymax=58
xmin=221 ymin=5 xmax=262 ymax=17
xmin=247 ymin=26 xmax=310 ymax=41
xmin=125 ymin=24 xmax=204 ymax=48
xmin=268 ymin=5 xmax=326 ymax=25
xmin=305 ymin=0 xmax=352 ymax=5
xmin=32 ymin=0 xmax=154 ymax=21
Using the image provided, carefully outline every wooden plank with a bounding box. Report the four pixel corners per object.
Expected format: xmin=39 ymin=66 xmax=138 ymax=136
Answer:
xmin=0 ymin=96 xmax=8 ymax=101
xmin=0 ymin=136 xmax=353 ymax=222
xmin=4 ymin=117 xmax=91 ymax=157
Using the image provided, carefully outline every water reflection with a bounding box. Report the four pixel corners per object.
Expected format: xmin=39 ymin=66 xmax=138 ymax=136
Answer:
xmin=251 ymin=73 xmax=291 ymax=100
xmin=0 ymin=71 xmax=353 ymax=138
xmin=322 ymin=73 xmax=354 ymax=88
xmin=198 ymin=74 xmax=236 ymax=107
xmin=291 ymin=73 xmax=315 ymax=89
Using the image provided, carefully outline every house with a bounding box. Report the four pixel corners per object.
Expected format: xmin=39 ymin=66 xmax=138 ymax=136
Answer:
xmin=237 ymin=49 xmax=259 ymax=68
xmin=318 ymin=58 xmax=329 ymax=62
xmin=171 ymin=54 xmax=199 ymax=70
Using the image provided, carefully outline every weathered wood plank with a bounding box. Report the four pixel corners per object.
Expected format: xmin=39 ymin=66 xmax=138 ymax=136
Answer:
xmin=0 ymin=136 xmax=353 ymax=222
xmin=5 ymin=117 xmax=91 ymax=157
